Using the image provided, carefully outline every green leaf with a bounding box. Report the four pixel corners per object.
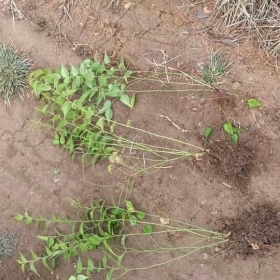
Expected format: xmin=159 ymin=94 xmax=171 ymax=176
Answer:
xmin=77 ymin=257 xmax=83 ymax=274
xmin=106 ymin=269 xmax=113 ymax=280
xmin=19 ymin=253 xmax=28 ymax=264
xmin=125 ymin=200 xmax=135 ymax=213
xmin=104 ymin=239 xmax=117 ymax=257
xmin=42 ymin=257 xmax=51 ymax=270
xmin=45 ymin=221 xmax=50 ymax=231
xmin=129 ymin=214 xmax=137 ymax=226
xmin=31 ymin=69 xmax=44 ymax=78
xmin=98 ymin=74 xmax=108 ymax=87
xmin=130 ymin=93 xmax=136 ymax=108
xmin=87 ymin=259 xmax=94 ymax=271
xmin=31 ymin=251 xmax=39 ymax=261
xmin=105 ymin=108 xmax=113 ymax=120
xmin=53 ymin=139 xmax=60 ymax=145
xmin=104 ymin=53 xmax=111 ymax=64
xmin=119 ymin=57 xmax=126 ymax=70
xmin=143 ymin=224 xmax=153 ymax=234
xmin=48 ymin=237 xmax=55 ymax=248
xmin=72 ymin=76 xmax=82 ymax=89
xmin=137 ymin=211 xmax=146 ymax=220
xmin=61 ymin=65 xmax=69 ymax=78
xmin=51 ymin=257 xmax=56 ymax=269
xmin=77 ymin=275 xmax=90 ymax=280
xmin=25 ymin=216 xmax=32 ymax=225
xmin=38 ymin=84 xmax=52 ymax=92
xmin=15 ymin=214 xmax=23 ymax=221
xmin=69 ymin=277 xmax=76 ymax=280
xmin=231 ymin=133 xmax=238 ymax=144
xmin=121 ymin=236 xmax=126 ymax=247
xmin=110 ymin=121 xmax=116 ymax=133
xmin=79 ymin=63 xmax=88 ymax=76
xmin=247 ymin=98 xmax=262 ymax=108
xmin=223 ymin=121 xmax=233 ymax=135
xmin=64 ymin=88 xmax=77 ymax=97
xmin=37 ymin=236 xmax=48 ymax=242
xmin=124 ymin=70 xmax=133 ymax=82
xmin=60 ymin=135 xmax=66 ymax=145
xmin=89 ymin=235 xmax=101 ymax=246
xmin=103 ymin=100 xmax=112 ymax=109
xmin=79 ymin=223 xmax=84 ymax=237
xmin=30 ymin=262 xmax=40 ymax=276
xmin=103 ymin=255 xmax=108 ymax=268
xmin=71 ymin=65 xmax=79 ymax=76
xmin=120 ymin=94 xmax=131 ymax=108
xmin=62 ymin=101 xmax=70 ymax=118
xmin=20 ymin=263 xmax=25 ymax=273
xmin=232 ymin=127 xmax=244 ymax=134
xmin=204 ymin=126 xmax=213 ymax=140
xmin=96 ymin=118 xmax=105 ymax=130
xmin=117 ymin=253 xmax=125 ymax=267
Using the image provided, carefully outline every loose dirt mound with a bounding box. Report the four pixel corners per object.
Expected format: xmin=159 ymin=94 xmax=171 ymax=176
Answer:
xmin=224 ymin=204 xmax=280 ymax=255
xmin=206 ymin=141 xmax=254 ymax=189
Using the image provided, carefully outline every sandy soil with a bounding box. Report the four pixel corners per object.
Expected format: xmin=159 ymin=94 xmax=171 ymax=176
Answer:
xmin=1 ymin=1 xmax=280 ymax=279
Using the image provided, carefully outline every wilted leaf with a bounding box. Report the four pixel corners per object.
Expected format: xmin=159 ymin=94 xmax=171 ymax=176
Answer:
xmin=159 ymin=217 xmax=170 ymax=225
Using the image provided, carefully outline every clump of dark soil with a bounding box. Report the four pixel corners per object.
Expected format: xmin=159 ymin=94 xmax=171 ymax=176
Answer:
xmin=214 ymin=89 xmax=237 ymax=110
xmin=206 ymin=141 xmax=254 ymax=189
xmin=223 ymin=204 xmax=280 ymax=255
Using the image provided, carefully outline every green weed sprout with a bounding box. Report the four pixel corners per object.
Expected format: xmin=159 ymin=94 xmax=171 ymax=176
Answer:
xmin=202 ymin=52 xmax=230 ymax=84
xmin=0 ymin=45 xmax=32 ymax=104
xmin=223 ymin=121 xmax=244 ymax=144
xmin=16 ymin=199 xmax=229 ymax=280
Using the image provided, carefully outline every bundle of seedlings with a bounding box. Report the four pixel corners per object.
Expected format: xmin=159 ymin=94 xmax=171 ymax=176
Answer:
xmin=211 ymin=0 xmax=280 ymax=56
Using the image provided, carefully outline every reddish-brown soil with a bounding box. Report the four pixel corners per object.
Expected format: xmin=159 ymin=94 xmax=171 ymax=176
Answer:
xmin=1 ymin=1 xmax=280 ymax=280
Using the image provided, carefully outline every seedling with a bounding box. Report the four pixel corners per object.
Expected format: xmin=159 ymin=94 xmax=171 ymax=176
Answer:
xmin=15 ymin=199 xmax=152 ymax=279
xmin=29 ymin=58 xmax=204 ymax=172
xmin=204 ymin=126 xmax=213 ymax=141
xmin=16 ymin=199 xmax=228 ymax=279
xmin=223 ymin=121 xmax=243 ymax=144
xmin=247 ymin=98 xmax=262 ymax=108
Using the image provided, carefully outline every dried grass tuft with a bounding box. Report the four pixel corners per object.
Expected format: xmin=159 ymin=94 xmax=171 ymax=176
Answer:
xmin=211 ymin=0 xmax=280 ymax=57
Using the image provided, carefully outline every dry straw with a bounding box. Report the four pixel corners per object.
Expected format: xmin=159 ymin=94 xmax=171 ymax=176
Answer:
xmin=211 ymin=0 xmax=280 ymax=57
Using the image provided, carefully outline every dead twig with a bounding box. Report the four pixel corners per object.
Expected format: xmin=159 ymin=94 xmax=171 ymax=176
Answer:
xmin=159 ymin=114 xmax=188 ymax=133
